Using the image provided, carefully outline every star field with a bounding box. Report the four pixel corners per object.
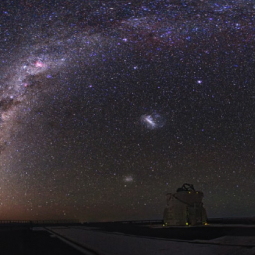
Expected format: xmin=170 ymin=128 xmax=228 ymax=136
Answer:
xmin=0 ymin=0 xmax=254 ymax=221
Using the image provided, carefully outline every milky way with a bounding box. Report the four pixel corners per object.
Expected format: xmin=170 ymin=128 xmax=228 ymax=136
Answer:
xmin=0 ymin=0 xmax=254 ymax=221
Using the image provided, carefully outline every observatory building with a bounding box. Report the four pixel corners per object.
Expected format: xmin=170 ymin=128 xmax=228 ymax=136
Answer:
xmin=163 ymin=183 xmax=207 ymax=226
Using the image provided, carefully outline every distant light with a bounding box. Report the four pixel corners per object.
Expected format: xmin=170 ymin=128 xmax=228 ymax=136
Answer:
xmin=186 ymin=222 xmax=189 ymax=226
xmin=197 ymin=80 xmax=202 ymax=84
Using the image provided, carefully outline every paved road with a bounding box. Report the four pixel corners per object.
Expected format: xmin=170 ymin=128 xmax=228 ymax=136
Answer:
xmin=47 ymin=225 xmax=255 ymax=255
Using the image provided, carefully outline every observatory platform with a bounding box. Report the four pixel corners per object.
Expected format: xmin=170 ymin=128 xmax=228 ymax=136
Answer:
xmin=1 ymin=221 xmax=255 ymax=254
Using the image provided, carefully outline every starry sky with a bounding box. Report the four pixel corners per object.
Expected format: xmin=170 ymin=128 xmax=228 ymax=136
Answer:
xmin=0 ymin=0 xmax=254 ymax=221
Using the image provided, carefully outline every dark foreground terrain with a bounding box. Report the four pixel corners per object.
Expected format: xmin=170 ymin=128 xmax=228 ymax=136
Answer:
xmin=0 ymin=225 xmax=84 ymax=255
xmin=1 ymin=219 xmax=255 ymax=254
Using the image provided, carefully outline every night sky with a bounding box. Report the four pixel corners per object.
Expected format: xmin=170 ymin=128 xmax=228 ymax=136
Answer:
xmin=0 ymin=0 xmax=254 ymax=221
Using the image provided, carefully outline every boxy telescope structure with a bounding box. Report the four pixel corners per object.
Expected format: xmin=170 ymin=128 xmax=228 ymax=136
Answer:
xmin=163 ymin=183 xmax=207 ymax=226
